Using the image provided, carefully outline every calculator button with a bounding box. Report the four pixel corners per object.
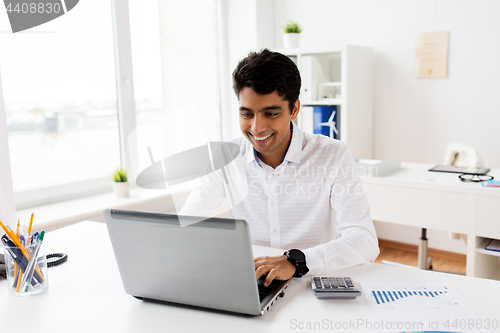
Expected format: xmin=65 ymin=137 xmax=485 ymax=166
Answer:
xmin=328 ymin=278 xmax=338 ymax=288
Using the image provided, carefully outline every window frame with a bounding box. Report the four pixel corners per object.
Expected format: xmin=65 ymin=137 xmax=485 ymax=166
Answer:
xmin=0 ymin=66 xmax=16 ymax=221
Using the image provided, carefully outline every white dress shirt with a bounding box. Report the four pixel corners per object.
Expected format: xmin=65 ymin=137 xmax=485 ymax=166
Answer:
xmin=180 ymin=122 xmax=379 ymax=275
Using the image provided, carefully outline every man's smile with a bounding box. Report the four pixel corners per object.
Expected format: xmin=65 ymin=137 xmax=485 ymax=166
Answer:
xmin=249 ymin=132 xmax=274 ymax=143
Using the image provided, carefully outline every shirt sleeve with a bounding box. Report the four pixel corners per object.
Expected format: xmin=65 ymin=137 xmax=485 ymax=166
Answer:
xmin=302 ymin=146 xmax=380 ymax=276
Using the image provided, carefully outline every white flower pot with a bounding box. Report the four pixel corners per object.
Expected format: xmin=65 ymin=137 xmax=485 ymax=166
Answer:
xmin=283 ymin=33 xmax=300 ymax=49
xmin=112 ymin=181 xmax=129 ymax=198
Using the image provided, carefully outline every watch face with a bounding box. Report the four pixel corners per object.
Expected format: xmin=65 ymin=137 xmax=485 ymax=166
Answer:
xmin=289 ymin=249 xmax=305 ymax=262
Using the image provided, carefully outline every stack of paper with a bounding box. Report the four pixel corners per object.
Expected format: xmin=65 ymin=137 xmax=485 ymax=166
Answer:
xmin=485 ymin=239 xmax=500 ymax=252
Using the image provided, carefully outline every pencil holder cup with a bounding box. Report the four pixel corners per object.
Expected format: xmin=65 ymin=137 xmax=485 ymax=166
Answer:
xmin=4 ymin=242 xmax=49 ymax=296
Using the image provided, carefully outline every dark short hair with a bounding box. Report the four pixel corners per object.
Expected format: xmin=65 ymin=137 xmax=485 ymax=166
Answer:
xmin=232 ymin=48 xmax=301 ymax=113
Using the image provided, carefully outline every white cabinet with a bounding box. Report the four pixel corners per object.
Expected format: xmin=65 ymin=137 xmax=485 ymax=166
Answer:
xmin=470 ymin=195 xmax=500 ymax=280
xmin=276 ymin=45 xmax=374 ymax=159
xmin=362 ymin=162 xmax=500 ymax=281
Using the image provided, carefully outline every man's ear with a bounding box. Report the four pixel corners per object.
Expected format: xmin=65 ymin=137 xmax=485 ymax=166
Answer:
xmin=291 ymin=99 xmax=300 ymax=121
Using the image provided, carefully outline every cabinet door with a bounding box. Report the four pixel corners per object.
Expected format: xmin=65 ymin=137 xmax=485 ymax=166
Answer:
xmin=364 ymin=184 xmax=469 ymax=233
xmin=476 ymin=195 xmax=500 ymax=239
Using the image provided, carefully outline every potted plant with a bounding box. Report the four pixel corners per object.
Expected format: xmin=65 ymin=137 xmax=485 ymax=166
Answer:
xmin=112 ymin=167 xmax=129 ymax=197
xmin=282 ymin=20 xmax=302 ymax=49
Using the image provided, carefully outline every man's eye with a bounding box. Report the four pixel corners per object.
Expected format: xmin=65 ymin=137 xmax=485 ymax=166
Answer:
xmin=267 ymin=113 xmax=279 ymax=117
xmin=240 ymin=113 xmax=252 ymax=118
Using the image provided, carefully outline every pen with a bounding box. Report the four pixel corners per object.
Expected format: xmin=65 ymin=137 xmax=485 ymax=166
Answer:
xmin=21 ymin=241 xmax=43 ymax=292
xmin=21 ymin=232 xmax=46 ymax=291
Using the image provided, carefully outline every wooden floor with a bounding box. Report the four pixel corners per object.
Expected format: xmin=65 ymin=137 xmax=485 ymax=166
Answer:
xmin=375 ymin=239 xmax=467 ymax=275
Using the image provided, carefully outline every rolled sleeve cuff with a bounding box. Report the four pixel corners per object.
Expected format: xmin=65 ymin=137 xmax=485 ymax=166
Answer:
xmin=302 ymin=247 xmax=323 ymax=276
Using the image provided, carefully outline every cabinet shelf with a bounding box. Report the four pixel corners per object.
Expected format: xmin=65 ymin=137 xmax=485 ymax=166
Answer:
xmin=476 ymin=238 xmax=500 ymax=257
xmin=302 ymin=99 xmax=341 ymax=106
xmin=275 ymin=47 xmax=343 ymax=56
xmin=281 ymin=45 xmax=373 ymax=159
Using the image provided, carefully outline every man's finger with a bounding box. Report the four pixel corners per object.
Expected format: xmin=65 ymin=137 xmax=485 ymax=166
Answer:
xmin=264 ymin=268 xmax=279 ymax=287
xmin=254 ymin=257 xmax=273 ymax=269
xmin=255 ymin=265 xmax=271 ymax=280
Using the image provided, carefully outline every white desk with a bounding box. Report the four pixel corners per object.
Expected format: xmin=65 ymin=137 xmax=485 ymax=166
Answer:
xmin=1 ymin=221 xmax=500 ymax=333
xmin=362 ymin=162 xmax=500 ymax=279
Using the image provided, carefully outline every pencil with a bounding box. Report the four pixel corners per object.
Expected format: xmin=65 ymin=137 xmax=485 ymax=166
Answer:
xmin=28 ymin=213 xmax=34 ymax=236
xmin=15 ymin=271 xmax=23 ymax=292
xmin=14 ymin=220 xmax=20 ymax=283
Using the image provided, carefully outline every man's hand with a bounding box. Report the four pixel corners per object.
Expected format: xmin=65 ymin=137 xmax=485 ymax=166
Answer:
xmin=254 ymin=255 xmax=296 ymax=286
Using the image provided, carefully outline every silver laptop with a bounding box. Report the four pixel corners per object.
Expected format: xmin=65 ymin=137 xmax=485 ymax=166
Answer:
xmin=103 ymin=209 xmax=291 ymax=316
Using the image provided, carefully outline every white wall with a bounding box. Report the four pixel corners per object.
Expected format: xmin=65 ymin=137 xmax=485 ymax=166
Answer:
xmin=219 ymin=0 xmax=275 ymax=141
xmin=273 ymin=0 xmax=500 ymax=168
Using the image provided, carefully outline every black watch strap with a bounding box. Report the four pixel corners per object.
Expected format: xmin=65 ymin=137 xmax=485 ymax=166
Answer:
xmin=284 ymin=249 xmax=309 ymax=278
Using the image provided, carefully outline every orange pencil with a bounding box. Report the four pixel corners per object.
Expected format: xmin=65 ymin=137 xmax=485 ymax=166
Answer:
xmin=28 ymin=213 xmax=34 ymax=236
xmin=14 ymin=220 xmax=20 ymax=283
xmin=15 ymin=271 xmax=23 ymax=292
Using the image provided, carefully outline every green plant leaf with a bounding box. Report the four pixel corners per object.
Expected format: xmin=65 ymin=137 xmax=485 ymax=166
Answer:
xmin=113 ymin=167 xmax=128 ymax=182
xmin=283 ymin=20 xmax=302 ymax=34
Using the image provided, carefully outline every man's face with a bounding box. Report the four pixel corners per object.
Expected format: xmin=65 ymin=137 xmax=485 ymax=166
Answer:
xmin=238 ymin=87 xmax=299 ymax=165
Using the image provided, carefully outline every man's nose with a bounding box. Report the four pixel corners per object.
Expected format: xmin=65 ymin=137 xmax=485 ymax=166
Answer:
xmin=251 ymin=114 xmax=267 ymax=134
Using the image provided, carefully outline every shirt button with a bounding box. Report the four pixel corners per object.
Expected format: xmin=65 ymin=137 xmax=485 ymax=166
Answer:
xmin=271 ymin=201 xmax=275 ymax=206
xmin=272 ymin=228 xmax=278 ymax=233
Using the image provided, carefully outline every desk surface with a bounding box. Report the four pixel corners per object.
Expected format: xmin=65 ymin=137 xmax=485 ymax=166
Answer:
xmin=1 ymin=222 xmax=500 ymax=333
xmin=362 ymin=162 xmax=500 ymax=196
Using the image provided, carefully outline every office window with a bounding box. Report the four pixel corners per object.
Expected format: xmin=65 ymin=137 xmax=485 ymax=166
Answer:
xmin=0 ymin=1 xmax=119 ymax=205
xmin=0 ymin=0 xmax=223 ymax=208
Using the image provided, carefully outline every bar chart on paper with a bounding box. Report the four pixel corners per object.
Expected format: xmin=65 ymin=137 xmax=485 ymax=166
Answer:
xmin=360 ymin=282 xmax=492 ymax=333
xmin=370 ymin=286 xmax=449 ymax=305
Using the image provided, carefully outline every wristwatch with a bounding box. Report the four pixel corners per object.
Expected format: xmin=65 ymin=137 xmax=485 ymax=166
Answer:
xmin=284 ymin=249 xmax=309 ymax=278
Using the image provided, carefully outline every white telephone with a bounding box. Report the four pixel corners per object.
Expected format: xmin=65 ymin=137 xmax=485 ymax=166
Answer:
xmin=443 ymin=143 xmax=485 ymax=168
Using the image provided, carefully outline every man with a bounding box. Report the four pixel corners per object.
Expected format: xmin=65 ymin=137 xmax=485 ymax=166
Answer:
xmin=180 ymin=49 xmax=379 ymax=287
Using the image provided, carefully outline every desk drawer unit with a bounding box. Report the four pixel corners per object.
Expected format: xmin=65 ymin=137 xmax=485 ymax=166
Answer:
xmin=364 ymin=184 xmax=468 ymax=234
xmin=476 ymin=195 xmax=500 ymax=240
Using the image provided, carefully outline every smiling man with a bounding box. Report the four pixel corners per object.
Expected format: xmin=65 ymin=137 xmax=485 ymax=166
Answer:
xmin=180 ymin=49 xmax=379 ymax=286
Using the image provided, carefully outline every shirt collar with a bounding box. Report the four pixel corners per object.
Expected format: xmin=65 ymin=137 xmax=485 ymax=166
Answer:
xmin=283 ymin=121 xmax=303 ymax=164
xmin=244 ymin=121 xmax=304 ymax=165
